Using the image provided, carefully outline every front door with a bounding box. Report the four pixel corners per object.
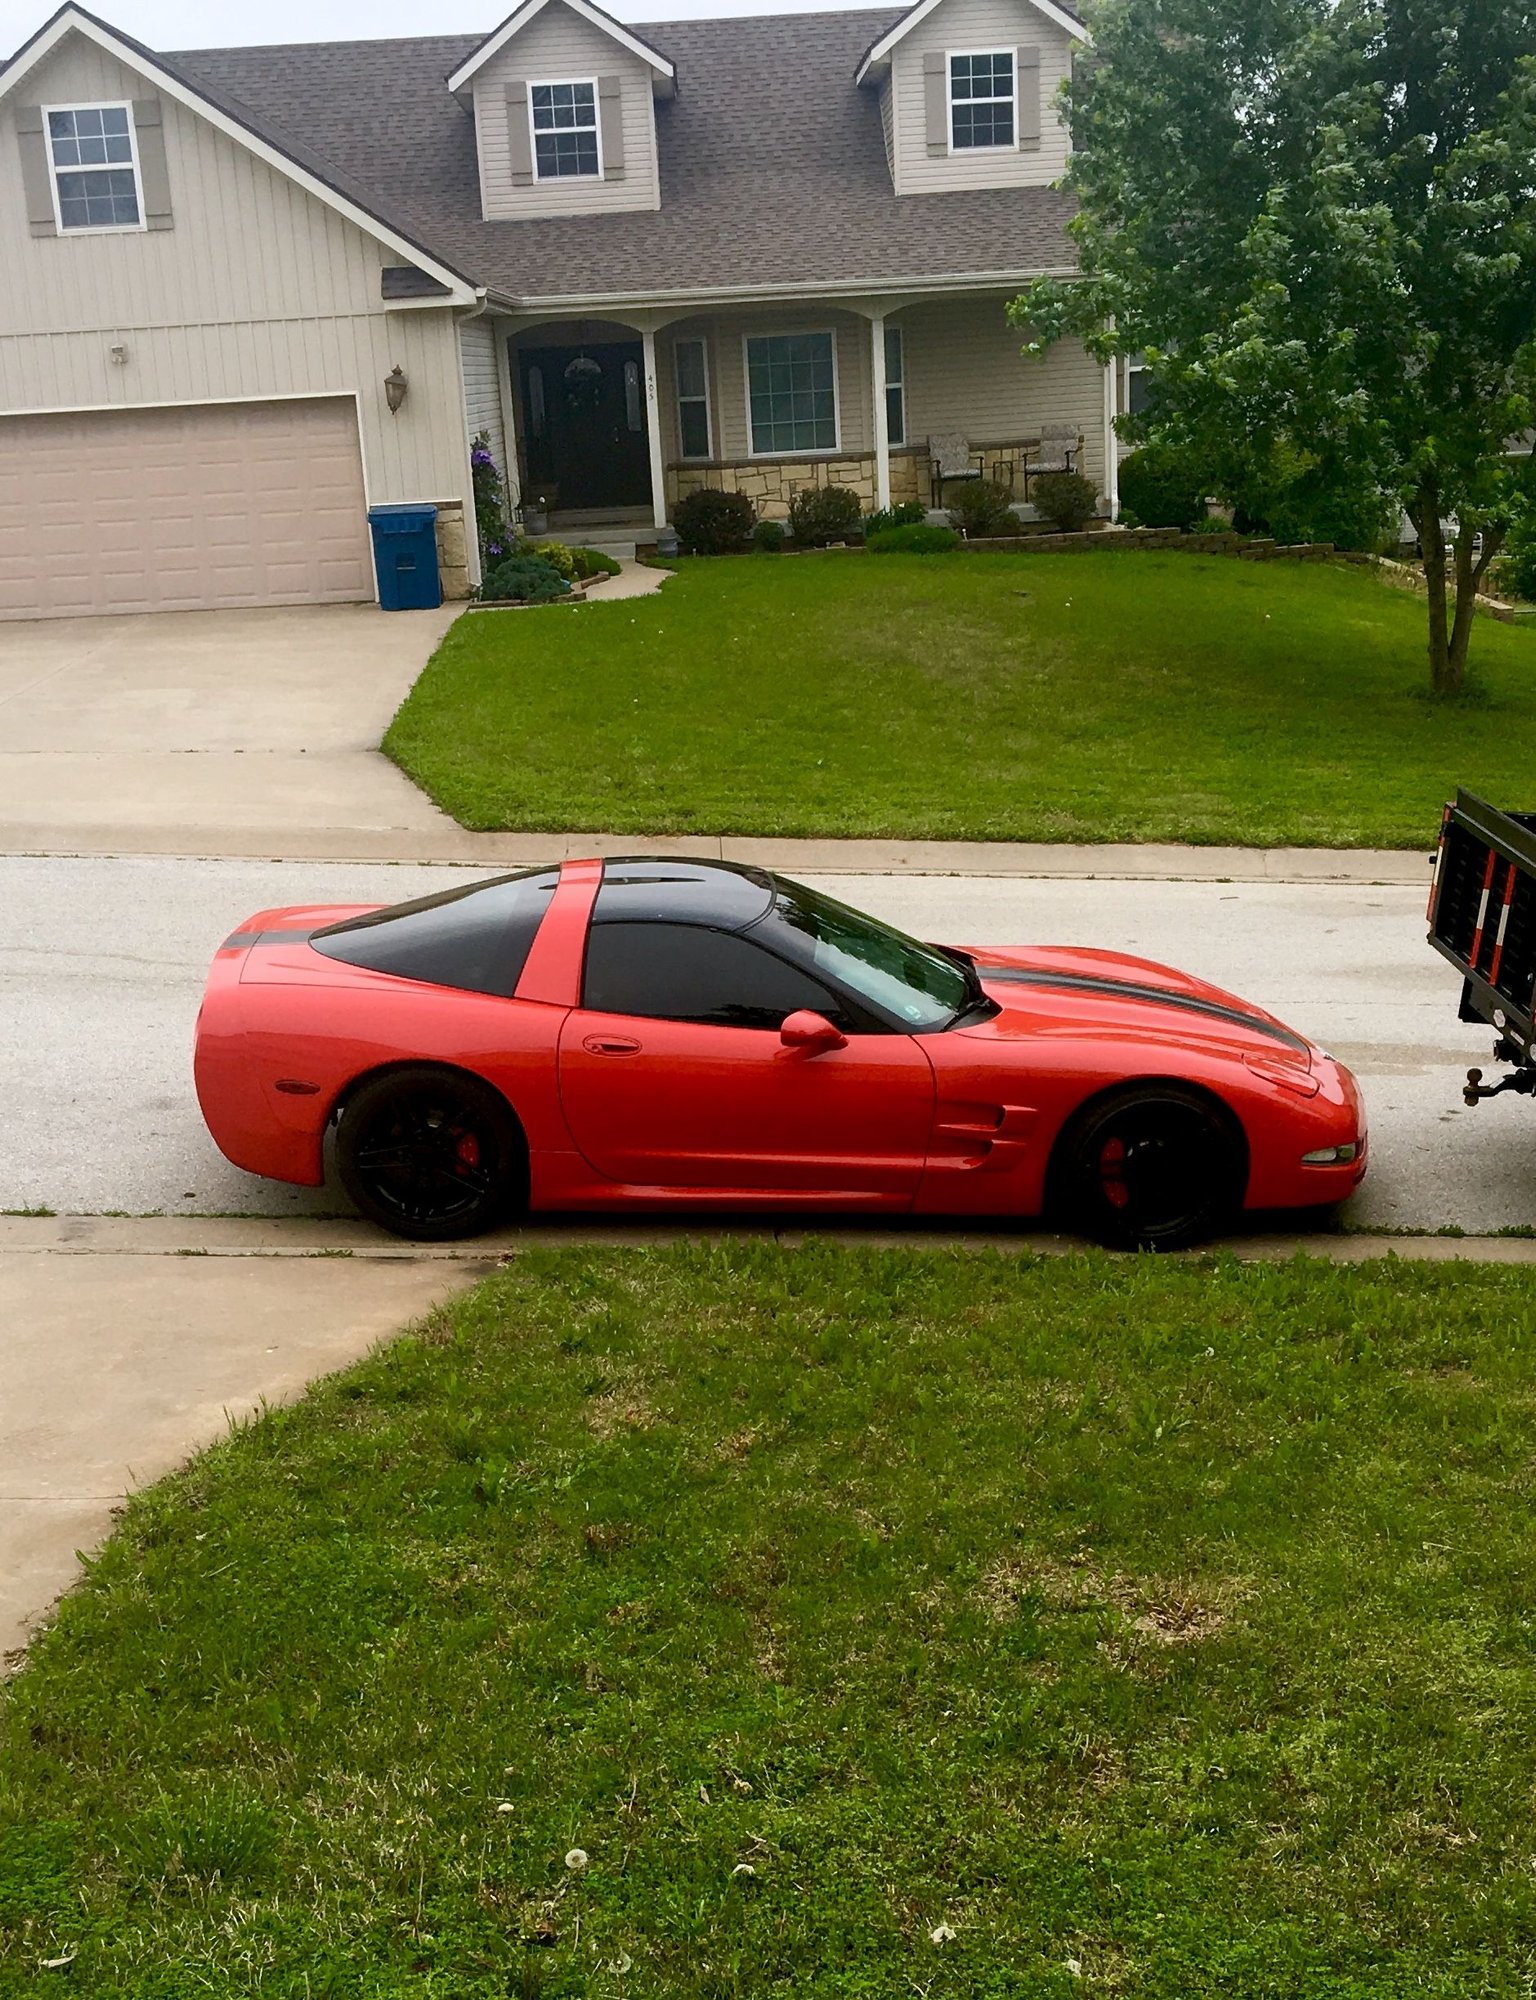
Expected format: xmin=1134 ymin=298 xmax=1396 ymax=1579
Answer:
xmin=518 ymin=341 xmax=651 ymax=510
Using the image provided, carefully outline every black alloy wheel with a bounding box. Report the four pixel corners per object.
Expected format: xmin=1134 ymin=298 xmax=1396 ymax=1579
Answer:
xmin=336 ymin=1066 xmax=524 ymax=1240
xmin=1054 ymin=1084 xmax=1245 ymax=1250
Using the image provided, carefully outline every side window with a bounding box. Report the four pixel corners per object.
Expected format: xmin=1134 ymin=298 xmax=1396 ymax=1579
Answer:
xmin=310 ymin=868 xmax=559 ymax=997
xmin=583 ymin=922 xmax=849 ymax=1030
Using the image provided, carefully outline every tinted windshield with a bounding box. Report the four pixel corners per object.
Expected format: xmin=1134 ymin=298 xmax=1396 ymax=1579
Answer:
xmin=758 ymin=880 xmax=971 ymax=1030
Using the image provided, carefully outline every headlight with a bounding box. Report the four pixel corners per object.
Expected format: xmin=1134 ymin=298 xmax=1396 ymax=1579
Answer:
xmin=1301 ymin=1143 xmax=1359 ymax=1165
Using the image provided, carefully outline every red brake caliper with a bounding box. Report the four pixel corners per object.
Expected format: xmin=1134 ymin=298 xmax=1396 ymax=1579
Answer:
xmin=1099 ymin=1135 xmax=1130 ymax=1208
xmin=454 ymin=1131 xmax=481 ymax=1171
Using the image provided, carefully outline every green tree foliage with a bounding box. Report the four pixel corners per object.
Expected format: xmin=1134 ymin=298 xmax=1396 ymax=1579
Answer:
xmin=1014 ymin=0 xmax=1536 ymax=693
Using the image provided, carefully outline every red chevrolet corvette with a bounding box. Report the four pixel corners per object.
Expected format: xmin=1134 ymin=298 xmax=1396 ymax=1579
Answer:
xmin=194 ymin=857 xmax=1365 ymax=1246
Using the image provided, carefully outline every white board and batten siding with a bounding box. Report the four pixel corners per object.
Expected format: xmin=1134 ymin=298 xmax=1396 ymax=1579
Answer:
xmin=888 ymin=0 xmax=1073 ymax=197
xmin=0 ymin=28 xmax=475 ymax=605
xmin=472 ymin=2 xmax=661 ymax=221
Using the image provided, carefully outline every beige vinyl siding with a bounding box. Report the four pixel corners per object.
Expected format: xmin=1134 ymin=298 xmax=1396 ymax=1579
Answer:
xmin=0 ymin=32 xmax=473 ymax=527
xmin=460 ymin=315 xmax=503 ymax=455
xmin=472 ymin=2 xmax=660 ymax=220
xmin=896 ymin=294 xmax=1107 ymax=494
xmin=879 ymin=74 xmax=896 ymax=182
xmin=891 ymin=0 xmax=1073 ymax=195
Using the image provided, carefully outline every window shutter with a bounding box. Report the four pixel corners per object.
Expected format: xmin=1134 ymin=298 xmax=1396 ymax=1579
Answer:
xmin=505 ymin=81 xmax=534 ymax=185
xmin=132 ymin=98 xmax=174 ymax=229
xmin=15 ymin=105 xmax=56 ymax=237
xmin=923 ymin=51 xmax=948 ymax=156
xmin=597 ymin=74 xmax=626 ymax=180
xmin=1016 ymin=45 xmax=1041 ymax=149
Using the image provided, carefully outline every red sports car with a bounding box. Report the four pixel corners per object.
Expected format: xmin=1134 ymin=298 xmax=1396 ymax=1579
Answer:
xmin=194 ymin=857 xmax=1366 ymax=1246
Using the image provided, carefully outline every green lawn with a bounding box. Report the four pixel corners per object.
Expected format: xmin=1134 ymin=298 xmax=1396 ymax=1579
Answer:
xmin=6 ymin=1243 xmax=1536 ymax=1995
xmin=384 ymin=552 xmax=1536 ymax=848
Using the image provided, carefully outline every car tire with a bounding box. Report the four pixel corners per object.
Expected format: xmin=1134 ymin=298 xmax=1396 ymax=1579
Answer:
xmin=1051 ymin=1083 xmax=1246 ymax=1251
xmin=336 ymin=1066 xmax=526 ymax=1241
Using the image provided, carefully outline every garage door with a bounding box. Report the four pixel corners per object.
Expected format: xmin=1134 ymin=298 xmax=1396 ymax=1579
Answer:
xmin=0 ymin=397 xmax=373 ymax=621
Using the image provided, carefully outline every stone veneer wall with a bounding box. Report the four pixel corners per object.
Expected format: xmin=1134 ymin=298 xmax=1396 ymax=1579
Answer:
xmin=433 ymin=499 xmax=473 ymax=599
xmin=668 ymin=448 xmax=928 ymax=518
xmin=666 ymin=441 xmax=1072 ymax=517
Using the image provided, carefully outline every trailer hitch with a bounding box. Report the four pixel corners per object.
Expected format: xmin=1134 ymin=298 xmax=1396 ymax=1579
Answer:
xmin=1463 ymin=1066 xmax=1536 ymax=1106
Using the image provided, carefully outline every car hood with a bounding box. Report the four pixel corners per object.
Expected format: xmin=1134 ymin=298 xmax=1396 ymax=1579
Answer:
xmin=959 ymin=945 xmax=1316 ymax=1064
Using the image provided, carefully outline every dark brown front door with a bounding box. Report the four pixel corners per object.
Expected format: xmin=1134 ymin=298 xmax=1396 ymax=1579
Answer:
xmin=518 ymin=341 xmax=651 ymax=511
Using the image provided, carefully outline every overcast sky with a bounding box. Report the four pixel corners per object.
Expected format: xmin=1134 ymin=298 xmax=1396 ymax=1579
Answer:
xmin=2 ymin=0 xmax=894 ymax=55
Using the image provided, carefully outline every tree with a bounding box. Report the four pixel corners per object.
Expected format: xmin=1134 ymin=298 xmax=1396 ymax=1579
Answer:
xmin=1013 ymin=0 xmax=1536 ymax=694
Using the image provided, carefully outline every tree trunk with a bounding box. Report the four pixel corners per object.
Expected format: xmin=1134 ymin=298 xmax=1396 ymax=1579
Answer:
xmin=1446 ymin=522 xmax=1506 ymax=694
xmin=1411 ymin=481 xmax=1457 ymax=695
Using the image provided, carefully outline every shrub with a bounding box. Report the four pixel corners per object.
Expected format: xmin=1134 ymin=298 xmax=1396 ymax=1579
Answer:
xmin=570 ymin=546 xmax=622 ymax=581
xmin=673 ymin=488 xmax=755 ymax=555
xmin=864 ymin=500 xmax=928 ymax=536
xmin=865 ymin=523 xmax=962 ymax=555
xmin=1499 ymin=504 xmax=1536 ymax=601
xmin=480 ymin=554 xmax=570 ymax=603
xmin=787 ymin=484 xmax=864 ymax=548
xmin=1263 ymin=479 xmax=1397 ymax=552
xmin=753 ymin=519 xmax=786 ymax=553
xmin=947 ymin=480 xmax=1018 ymax=538
xmin=528 ymin=539 xmax=577 ymax=581
xmin=1030 ymin=470 xmax=1100 ymax=533
xmin=1117 ymin=446 xmax=1207 ymax=530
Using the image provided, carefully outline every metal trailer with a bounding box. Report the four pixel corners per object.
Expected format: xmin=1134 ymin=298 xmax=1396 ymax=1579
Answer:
xmin=1428 ymin=788 xmax=1536 ymax=1104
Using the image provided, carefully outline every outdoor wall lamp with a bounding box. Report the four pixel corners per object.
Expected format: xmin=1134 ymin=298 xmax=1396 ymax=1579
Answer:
xmin=384 ymin=365 xmax=409 ymax=415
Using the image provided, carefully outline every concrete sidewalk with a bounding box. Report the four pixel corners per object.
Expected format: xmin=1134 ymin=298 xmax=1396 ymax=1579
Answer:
xmin=0 ymin=1240 xmax=489 ymax=1662
xmin=2 ymin=823 xmax=1433 ymax=881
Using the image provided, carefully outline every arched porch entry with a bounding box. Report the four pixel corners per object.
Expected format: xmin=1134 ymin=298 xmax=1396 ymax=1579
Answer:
xmin=504 ymin=313 xmax=677 ymax=537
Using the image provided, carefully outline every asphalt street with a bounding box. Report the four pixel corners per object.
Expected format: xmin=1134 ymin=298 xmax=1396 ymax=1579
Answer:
xmin=2 ymin=852 xmax=1529 ymax=1232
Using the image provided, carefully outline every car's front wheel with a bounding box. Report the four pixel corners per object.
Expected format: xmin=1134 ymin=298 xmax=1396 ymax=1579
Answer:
xmin=1051 ymin=1083 xmax=1246 ymax=1250
xmin=336 ymin=1066 xmax=525 ymax=1240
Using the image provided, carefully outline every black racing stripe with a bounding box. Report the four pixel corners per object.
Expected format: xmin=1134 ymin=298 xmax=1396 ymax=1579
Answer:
xmin=221 ymin=928 xmax=316 ymax=950
xmin=979 ymin=967 xmax=1312 ymax=1053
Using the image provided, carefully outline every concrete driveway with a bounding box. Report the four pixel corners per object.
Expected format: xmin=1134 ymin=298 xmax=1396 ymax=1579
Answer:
xmin=0 ymin=602 xmax=460 ymax=855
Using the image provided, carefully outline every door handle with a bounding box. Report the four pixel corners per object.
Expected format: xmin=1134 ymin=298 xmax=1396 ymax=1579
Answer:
xmin=582 ymin=1034 xmax=642 ymax=1055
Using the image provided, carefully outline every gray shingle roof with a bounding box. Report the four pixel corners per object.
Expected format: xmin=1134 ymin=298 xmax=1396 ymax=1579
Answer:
xmin=172 ymin=9 xmax=1079 ymax=307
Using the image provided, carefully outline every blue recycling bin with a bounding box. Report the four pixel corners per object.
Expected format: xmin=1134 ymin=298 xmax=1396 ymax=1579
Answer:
xmin=369 ymin=503 xmax=441 ymax=611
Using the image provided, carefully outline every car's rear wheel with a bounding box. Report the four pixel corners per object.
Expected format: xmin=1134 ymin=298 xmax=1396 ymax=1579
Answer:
xmin=1051 ymin=1083 xmax=1245 ymax=1250
xmin=336 ymin=1066 xmax=525 ymax=1241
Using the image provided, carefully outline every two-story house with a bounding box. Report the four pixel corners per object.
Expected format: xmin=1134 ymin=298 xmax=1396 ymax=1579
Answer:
xmin=0 ymin=0 xmax=1112 ymax=621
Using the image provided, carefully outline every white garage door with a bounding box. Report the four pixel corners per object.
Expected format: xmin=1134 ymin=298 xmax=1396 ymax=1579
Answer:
xmin=0 ymin=397 xmax=374 ymax=621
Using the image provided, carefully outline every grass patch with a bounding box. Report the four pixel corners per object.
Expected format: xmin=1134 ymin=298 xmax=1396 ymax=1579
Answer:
xmin=384 ymin=552 xmax=1536 ymax=848
xmin=5 ymin=1242 xmax=1536 ymax=1993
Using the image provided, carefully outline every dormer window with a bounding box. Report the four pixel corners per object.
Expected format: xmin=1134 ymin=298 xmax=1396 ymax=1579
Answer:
xmin=948 ymin=52 xmax=1015 ymax=151
xmin=530 ymin=80 xmax=600 ymax=179
xmin=46 ymin=103 xmax=143 ymax=230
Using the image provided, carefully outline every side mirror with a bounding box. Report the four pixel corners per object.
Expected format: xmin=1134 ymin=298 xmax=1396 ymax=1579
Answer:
xmin=780 ymin=1009 xmax=847 ymax=1053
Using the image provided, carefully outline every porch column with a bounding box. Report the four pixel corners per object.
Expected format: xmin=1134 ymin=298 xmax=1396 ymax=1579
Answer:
xmin=1102 ymin=356 xmax=1119 ymax=522
xmin=641 ymin=325 xmax=668 ymax=532
xmin=493 ymin=319 xmax=521 ymax=517
xmin=869 ymin=311 xmax=891 ymax=513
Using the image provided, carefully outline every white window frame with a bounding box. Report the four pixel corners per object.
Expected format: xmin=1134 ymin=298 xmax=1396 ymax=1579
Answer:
xmin=527 ymin=76 xmax=603 ymax=183
xmin=884 ymin=325 xmax=906 ymax=447
xmin=742 ymin=328 xmax=842 ymax=459
xmin=946 ymin=50 xmax=1016 ymax=156
xmin=673 ymin=337 xmax=713 ymax=461
xmin=42 ymin=99 xmax=147 ymax=235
